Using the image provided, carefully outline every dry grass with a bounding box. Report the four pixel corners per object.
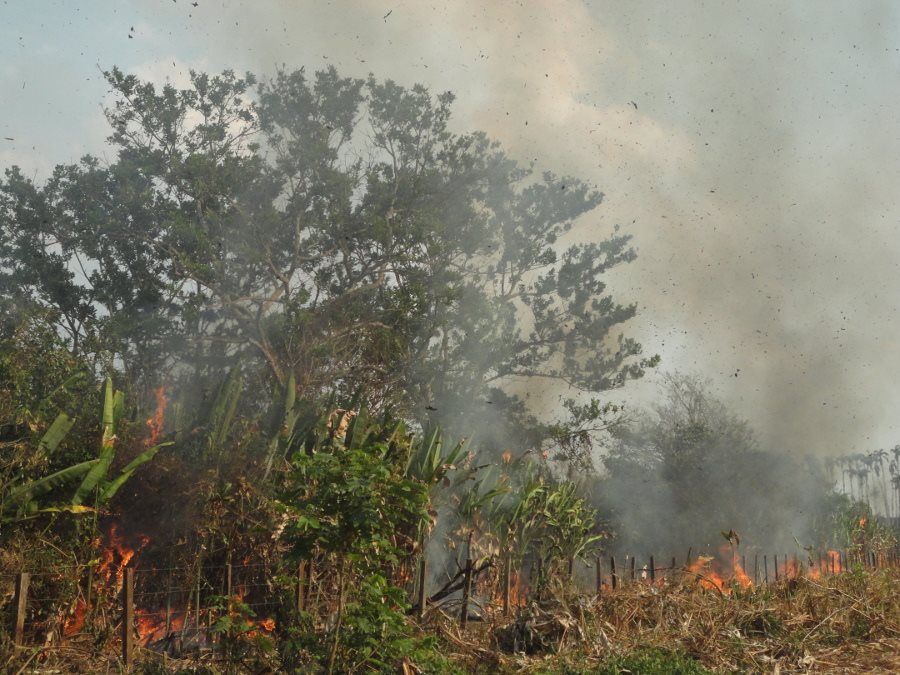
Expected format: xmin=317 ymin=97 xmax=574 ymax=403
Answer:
xmin=3 ymin=566 xmax=897 ymax=673
xmin=435 ymin=566 xmax=900 ymax=673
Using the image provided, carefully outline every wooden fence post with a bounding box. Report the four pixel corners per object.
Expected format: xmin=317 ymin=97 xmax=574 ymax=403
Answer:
xmin=763 ymin=555 xmax=769 ymax=584
xmin=293 ymin=561 xmax=302 ymax=612
xmin=595 ymin=555 xmax=602 ymax=595
xmin=460 ymin=533 xmax=473 ymax=629
xmin=671 ymin=556 xmax=677 ymax=580
xmin=165 ymin=574 xmax=172 ymax=637
xmin=122 ymin=567 xmax=135 ymax=670
xmin=306 ymin=560 xmax=314 ymax=610
xmin=774 ymin=554 xmax=779 ymax=582
xmin=610 ymin=556 xmax=617 ymax=590
xmin=754 ymin=554 xmax=759 ymax=585
xmin=502 ymin=554 xmax=511 ymax=616
xmin=649 ymin=556 xmax=656 ymax=582
xmin=418 ymin=553 xmax=428 ymax=620
xmin=13 ymin=572 xmax=29 ymax=647
xmin=630 ymin=555 xmax=636 ymax=583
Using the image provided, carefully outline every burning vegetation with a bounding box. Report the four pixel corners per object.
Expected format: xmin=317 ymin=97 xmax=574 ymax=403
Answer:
xmin=0 ymin=60 xmax=897 ymax=673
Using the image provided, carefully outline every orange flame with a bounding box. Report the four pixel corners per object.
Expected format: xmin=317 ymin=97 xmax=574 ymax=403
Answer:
xmin=98 ymin=523 xmax=149 ymax=589
xmin=731 ymin=556 xmax=752 ymax=589
xmin=509 ymin=571 xmax=522 ymax=606
xmin=145 ymin=386 xmax=167 ymax=447
xmin=137 ymin=609 xmax=185 ymax=644
xmin=63 ymin=598 xmax=87 ymax=637
xmin=687 ymin=555 xmax=726 ymax=592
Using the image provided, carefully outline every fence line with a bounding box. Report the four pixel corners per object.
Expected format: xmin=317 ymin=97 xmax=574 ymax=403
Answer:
xmin=5 ymin=546 xmax=898 ymax=667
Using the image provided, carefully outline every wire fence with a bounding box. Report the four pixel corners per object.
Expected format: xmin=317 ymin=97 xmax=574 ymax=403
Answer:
xmin=3 ymin=547 xmax=898 ymax=665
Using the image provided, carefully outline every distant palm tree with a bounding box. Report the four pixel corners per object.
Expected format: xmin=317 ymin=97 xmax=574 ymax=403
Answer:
xmin=870 ymin=449 xmax=890 ymax=517
xmin=837 ymin=456 xmax=848 ymax=495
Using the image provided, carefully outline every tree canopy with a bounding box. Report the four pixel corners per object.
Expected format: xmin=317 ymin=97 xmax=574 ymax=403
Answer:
xmin=0 ymin=65 xmax=656 ymax=463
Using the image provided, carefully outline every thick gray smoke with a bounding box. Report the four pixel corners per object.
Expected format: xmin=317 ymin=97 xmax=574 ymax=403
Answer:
xmin=6 ymin=1 xmax=900 ymax=459
xmin=5 ymin=2 xmax=899 ymax=553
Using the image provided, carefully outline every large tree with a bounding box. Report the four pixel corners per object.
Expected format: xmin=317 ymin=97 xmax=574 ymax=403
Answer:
xmin=594 ymin=373 xmax=832 ymax=553
xmin=0 ymin=65 xmax=655 ymax=464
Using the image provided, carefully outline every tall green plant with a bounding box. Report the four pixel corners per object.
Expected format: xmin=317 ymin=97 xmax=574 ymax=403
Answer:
xmin=277 ymin=412 xmax=434 ymax=673
xmin=1 ymin=377 xmax=167 ymax=522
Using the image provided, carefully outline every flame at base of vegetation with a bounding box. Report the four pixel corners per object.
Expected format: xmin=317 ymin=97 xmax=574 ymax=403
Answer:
xmin=145 ymin=386 xmax=167 ymax=447
xmin=684 ymin=545 xmax=844 ymax=593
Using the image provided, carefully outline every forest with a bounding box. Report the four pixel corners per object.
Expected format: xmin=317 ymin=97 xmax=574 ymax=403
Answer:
xmin=1 ymin=65 xmax=898 ymax=674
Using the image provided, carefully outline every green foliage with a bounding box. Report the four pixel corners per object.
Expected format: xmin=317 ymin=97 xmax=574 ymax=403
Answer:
xmin=1 ymin=377 xmax=166 ymax=522
xmin=484 ymin=461 xmax=602 ymax=592
xmin=209 ymin=596 xmax=276 ymax=672
xmin=276 ymin=413 xmax=455 ymax=673
xmin=0 ymin=63 xmax=654 ymax=465
xmin=526 ymin=647 xmax=711 ymax=675
xmin=278 ymin=574 xmax=458 ymax=674
xmin=280 ymin=438 xmax=429 ymax=565
xmin=590 ymin=648 xmax=712 ymax=675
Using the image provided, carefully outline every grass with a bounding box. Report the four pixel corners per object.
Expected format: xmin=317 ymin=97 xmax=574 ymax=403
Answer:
xmin=434 ymin=566 xmax=900 ymax=674
xmin=2 ymin=567 xmax=898 ymax=673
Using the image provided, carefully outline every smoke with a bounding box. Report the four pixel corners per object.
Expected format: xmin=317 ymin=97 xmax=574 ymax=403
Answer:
xmin=80 ymin=1 xmax=900 ymax=458
xmin=6 ymin=4 xmax=900 ymax=485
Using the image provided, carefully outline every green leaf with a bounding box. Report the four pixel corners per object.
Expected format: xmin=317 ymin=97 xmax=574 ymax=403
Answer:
xmin=101 ymin=377 xmax=115 ymax=442
xmin=72 ymin=444 xmax=114 ymax=505
xmin=38 ymin=412 xmax=74 ymax=456
xmin=98 ymin=442 xmax=172 ymax=503
xmin=5 ymin=459 xmax=99 ymax=506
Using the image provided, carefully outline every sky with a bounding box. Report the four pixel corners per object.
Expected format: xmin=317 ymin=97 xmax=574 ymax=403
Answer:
xmin=4 ymin=0 xmax=900 ymax=459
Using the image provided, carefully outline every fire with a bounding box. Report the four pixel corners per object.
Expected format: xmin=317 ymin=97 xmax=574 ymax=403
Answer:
xmin=137 ymin=609 xmax=185 ymax=644
xmin=508 ymin=571 xmax=522 ymax=606
xmin=501 ymin=450 xmax=513 ymax=464
xmin=682 ymin=546 xmax=847 ymax=594
xmin=64 ymin=524 xmax=150 ymax=640
xmin=732 ymin=555 xmax=752 ymax=589
xmin=98 ymin=523 xmax=149 ymax=588
xmin=806 ymin=550 xmax=843 ymax=580
xmin=858 ymin=517 xmax=867 ymax=528
xmin=685 ymin=547 xmax=752 ymax=593
xmin=145 ymin=386 xmax=167 ymax=446
xmin=687 ymin=555 xmax=726 ymax=592
xmin=63 ymin=599 xmax=87 ymax=637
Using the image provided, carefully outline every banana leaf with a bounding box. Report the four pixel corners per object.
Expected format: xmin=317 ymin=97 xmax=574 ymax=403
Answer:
xmin=5 ymin=459 xmax=99 ymax=506
xmin=36 ymin=504 xmax=95 ymax=514
xmin=101 ymin=377 xmax=115 ymax=442
xmin=99 ymin=442 xmax=171 ymax=503
xmin=72 ymin=444 xmax=114 ymax=505
xmin=208 ymin=364 xmax=242 ymax=453
xmin=346 ymin=405 xmax=369 ymax=449
xmin=37 ymin=412 xmax=74 ymax=456
xmin=112 ymin=389 xmax=125 ymax=426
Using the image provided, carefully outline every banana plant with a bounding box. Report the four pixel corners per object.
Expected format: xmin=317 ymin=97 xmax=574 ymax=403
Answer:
xmin=206 ymin=363 xmax=243 ymax=461
xmin=1 ymin=377 xmax=168 ymax=522
xmin=262 ymin=372 xmax=303 ymax=480
xmin=405 ymin=427 xmax=468 ymax=487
